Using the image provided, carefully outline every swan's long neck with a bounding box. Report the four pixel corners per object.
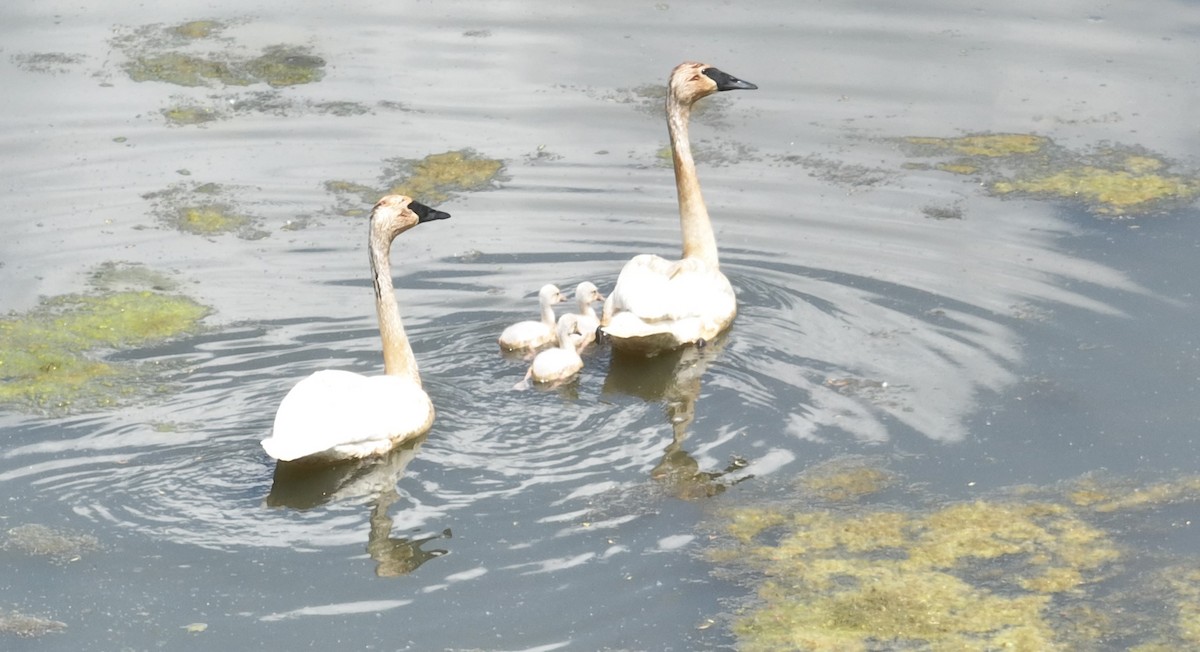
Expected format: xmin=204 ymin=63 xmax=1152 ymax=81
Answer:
xmin=668 ymin=92 xmax=719 ymax=268
xmin=370 ymin=232 xmax=421 ymax=384
xmin=539 ymin=298 xmax=557 ymax=326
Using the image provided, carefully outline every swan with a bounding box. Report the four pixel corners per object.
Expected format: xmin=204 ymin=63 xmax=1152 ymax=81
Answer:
xmin=601 ymin=62 xmax=757 ymax=355
xmin=525 ymin=313 xmax=585 ymax=385
xmin=571 ymin=281 xmax=605 ymax=347
xmin=262 ymin=194 xmax=450 ymax=462
xmin=498 ymin=284 xmax=567 ymax=351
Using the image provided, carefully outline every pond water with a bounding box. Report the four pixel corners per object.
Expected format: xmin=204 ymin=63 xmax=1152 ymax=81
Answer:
xmin=2 ymin=0 xmax=1199 ymax=649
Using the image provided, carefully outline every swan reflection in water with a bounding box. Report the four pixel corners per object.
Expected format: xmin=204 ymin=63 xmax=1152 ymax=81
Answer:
xmin=603 ymin=334 xmax=750 ymax=500
xmin=266 ymin=436 xmax=449 ymax=577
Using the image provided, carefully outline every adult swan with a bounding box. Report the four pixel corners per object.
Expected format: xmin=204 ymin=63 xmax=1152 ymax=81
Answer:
xmin=262 ymin=195 xmax=450 ymax=462
xmin=601 ymin=62 xmax=757 ymax=355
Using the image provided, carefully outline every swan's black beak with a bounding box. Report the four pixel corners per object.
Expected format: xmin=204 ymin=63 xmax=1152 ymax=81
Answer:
xmin=410 ymin=201 xmax=451 ymax=223
xmin=703 ymin=67 xmax=758 ymax=92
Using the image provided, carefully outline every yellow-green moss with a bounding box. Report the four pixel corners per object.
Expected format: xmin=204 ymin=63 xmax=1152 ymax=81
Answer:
xmin=243 ymin=45 xmax=326 ymax=88
xmin=173 ymin=20 xmax=222 ymax=39
xmin=991 ymin=166 xmax=1200 ymax=215
xmin=163 ymin=105 xmax=219 ymax=126
xmin=905 ymin=133 xmax=1048 ymax=157
xmin=327 ymin=150 xmax=506 ymax=211
xmin=900 ymin=133 xmax=1200 ymax=218
xmin=936 ymin=161 xmax=979 ymax=175
xmin=173 ymin=204 xmax=251 ymax=235
xmin=0 ymin=279 xmax=208 ymax=413
xmin=125 ymin=52 xmax=252 ymax=87
xmin=710 ymin=489 xmax=1124 ymax=650
xmin=387 ymin=150 xmax=505 ymax=204
xmin=798 ymin=459 xmax=893 ymax=503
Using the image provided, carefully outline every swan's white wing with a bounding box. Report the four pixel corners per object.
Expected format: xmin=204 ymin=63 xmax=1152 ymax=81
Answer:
xmin=264 ymin=370 xmax=434 ymax=461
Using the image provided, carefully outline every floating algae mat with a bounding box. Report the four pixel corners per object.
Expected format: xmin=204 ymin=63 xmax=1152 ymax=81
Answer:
xmin=900 ymin=133 xmax=1200 ymax=218
xmin=705 ymin=460 xmax=1200 ymax=651
xmin=112 ymin=20 xmax=325 ymax=88
xmin=325 ymin=149 xmax=506 ymax=213
xmin=142 ymin=181 xmax=267 ymax=238
xmin=0 ymin=263 xmax=209 ymax=414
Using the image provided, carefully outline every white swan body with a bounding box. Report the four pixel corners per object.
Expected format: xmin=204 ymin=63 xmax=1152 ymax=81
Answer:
xmin=262 ymin=195 xmax=450 ymax=462
xmin=572 ymin=281 xmax=605 ymax=347
xmin=498 ymin=284 xmax=567 ymax=351
xmin=529 ymin=314 xmax=585 ymax=384
xmin=602 ymin=62 xmax=756 ymax=355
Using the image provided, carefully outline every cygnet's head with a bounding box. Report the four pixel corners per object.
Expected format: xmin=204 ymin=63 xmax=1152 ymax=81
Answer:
xmin=371 ymin=194 xmax=451 ymax=239
xmin=539 ymin=284 xmax=568 ymax=306
xmin=575 ymin=281 xmax=605 ymax=305
xmin=669 ymin=62 xmax=757 ymax=106
xmin=555 ymin=313 xmax=585 ymax=349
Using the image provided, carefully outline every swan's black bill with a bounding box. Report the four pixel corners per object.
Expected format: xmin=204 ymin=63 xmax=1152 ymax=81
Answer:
xmin=410 ymin=201 xmax=451 ymax=223
xmin=703 ymin=67 xmax=757 ymax=92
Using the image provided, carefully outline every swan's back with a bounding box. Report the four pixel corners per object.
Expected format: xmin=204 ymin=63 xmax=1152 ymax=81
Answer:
xmin=264 ymin=370 xmax=434 ymax=462
xmin=602 ymin=254 xmax=736 ymax=352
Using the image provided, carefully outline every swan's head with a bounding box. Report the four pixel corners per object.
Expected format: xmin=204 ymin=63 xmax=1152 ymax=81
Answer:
xmin=669 ymin=62 xmax=757 ymax=106
xmin=370 ymin=194 xmax=451 ymax=239
xmin=555 ymin=313 xmax=585 ymax=349
xmin=538 ymin=284 xmax=568 ymax=306
xmin=575 ymin=281 xmax=604 ymax=306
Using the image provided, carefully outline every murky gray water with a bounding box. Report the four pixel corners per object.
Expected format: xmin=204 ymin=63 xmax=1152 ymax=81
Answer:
xmin=2 ymin=0 xmax=1199 ymax=649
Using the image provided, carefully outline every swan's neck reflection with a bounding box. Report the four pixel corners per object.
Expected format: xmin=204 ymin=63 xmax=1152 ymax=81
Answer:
xmin=367 ymin=488 xmax=449 ymax=577
xmin=266 ymin=436 xmax=449 ymax=576
xmin=602 ymin=334 xmax=749 ymax=499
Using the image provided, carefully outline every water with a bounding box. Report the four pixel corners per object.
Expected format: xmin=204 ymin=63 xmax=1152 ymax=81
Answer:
xmin=2 ymin=0 xmax=1199 ymax=649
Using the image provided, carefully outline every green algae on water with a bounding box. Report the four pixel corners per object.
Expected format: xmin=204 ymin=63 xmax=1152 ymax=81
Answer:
xmin=899 ymin=132 xmax=1200 ymax=218
xmin=706 ymin=466 xmax=1200 ymax=651
xmin=0 ymin=610 xmax=66 ymax=638
xmin=143 ymin=182 xmax=265 ymax=238
xmin=0 ymin=266 xmax=209 ymax=414
xmin=114 ymin=21 xmax=325 ymax=89
xmin=3 ymin=524 xmax=99 ymax=564
xmin=326 ymin=149 xmax=506 ymax=212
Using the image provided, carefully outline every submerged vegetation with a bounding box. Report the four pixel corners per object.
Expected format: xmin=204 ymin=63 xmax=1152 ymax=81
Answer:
xmin=325 ymin=149 xmax=506 ymax=213
xmin=706 ymin=460 xmax=1200 ymax=650
xmin=0 ymin=263 xmax=209 ymax=414
xmin=114 ymin=20 xmax=325 ymax=88
xmin=900 ymin=133 xmax=1200 ymax=217
xmin=142 ymin=182 xmax=266 ymax=238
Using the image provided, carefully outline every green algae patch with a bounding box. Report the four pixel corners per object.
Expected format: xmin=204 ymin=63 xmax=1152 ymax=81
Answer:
xmin=0 ymin=266 xmax=209 ymax=414
xmin=173 ymin=20 xmax=223 ymax=40
xmin=900 ymin=132 xmax=1200 ymax=218
xmin=243 ymin=45 xmax=326 ymax=88
xmin=143 ymin=182 xmax=266 ymax=238
xmin=0 ymin=610 xmax=66 ymax=637
xmin=125 ymin=51 xmax=251 ymax=87
xmin=3 ymin=524 xmax=99 ymax=564
xmin=905 ymin=133 xmax=1048 ymax=158
xmin=113 ymin=21 xmax=324 ymax=89
xmin=991 ymin=164 xmax=1200 ymax=216
xmin=162 ymin=103 xmax=220 ymax=126
xmin=703 ymin=467 xmax=1200 ymax=651
xmin=326 ymin=149 xmax=507 ymax=213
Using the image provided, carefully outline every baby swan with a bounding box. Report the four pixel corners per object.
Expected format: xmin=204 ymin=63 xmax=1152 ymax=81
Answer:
xmin=498 ymin=284 xmax=568 ymax=351
xmin=572 ymin=281 xmax=605 ymax=347
xmin=262 ymin=195 xmax=450 ymax=463
xmin=602 ymin=62 xmax=756 ymax=355
xmin=523 ymin=313 xmax=585 ymax=386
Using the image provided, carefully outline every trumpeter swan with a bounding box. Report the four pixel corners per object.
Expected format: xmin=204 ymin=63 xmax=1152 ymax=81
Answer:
xmin=572 ymin=281 xmax=605 ymax=347
xmin=498 ymin=284 xmax=567 ymax=351
xmin=526 ymin=313 xmax=585 ymax=385
xmin=262 ymin=195 xmax=450 ymax=462
xmin=602 ymin=62 xmax=757 ymax=355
